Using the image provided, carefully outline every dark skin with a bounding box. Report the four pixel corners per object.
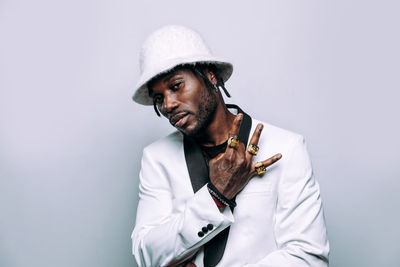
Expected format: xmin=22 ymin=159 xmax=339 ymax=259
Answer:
xmin=149 ymin=68 xmax=282 ymax=201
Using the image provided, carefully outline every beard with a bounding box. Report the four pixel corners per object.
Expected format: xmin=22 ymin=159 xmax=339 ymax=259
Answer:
xmin=180 ymin=87 xmax=218 ymax=137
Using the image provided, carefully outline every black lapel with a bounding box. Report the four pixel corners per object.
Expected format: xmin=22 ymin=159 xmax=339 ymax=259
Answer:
xmin=183 ymin=105 xmax=252 ymax=267
xmin=183 ymin=136 xmax=209 ymax=193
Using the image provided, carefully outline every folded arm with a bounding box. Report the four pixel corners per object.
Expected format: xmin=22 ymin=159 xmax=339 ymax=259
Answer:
xmin=131 ymin=148 xmax=234 ymax=267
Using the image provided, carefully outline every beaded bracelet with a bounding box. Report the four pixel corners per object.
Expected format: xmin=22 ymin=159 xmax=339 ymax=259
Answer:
xmin=207 ymin=182 xmax=237 ymax=208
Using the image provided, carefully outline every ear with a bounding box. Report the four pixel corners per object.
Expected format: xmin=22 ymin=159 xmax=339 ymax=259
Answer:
xmin=205 ymin=70 xmax=217 ymax=85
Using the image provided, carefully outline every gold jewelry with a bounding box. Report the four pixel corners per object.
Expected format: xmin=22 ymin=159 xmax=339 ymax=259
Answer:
xmin=255 ymin=162 xmax=267 ymax=175
xmin=247 ymin=144 xmax=259 ymax=155
xmin=227 ymin=136 xmax=239 ymax=148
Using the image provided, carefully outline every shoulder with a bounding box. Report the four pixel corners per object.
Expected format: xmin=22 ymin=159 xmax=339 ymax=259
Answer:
xmin=142 ymin=131 xmax=184 ymax=158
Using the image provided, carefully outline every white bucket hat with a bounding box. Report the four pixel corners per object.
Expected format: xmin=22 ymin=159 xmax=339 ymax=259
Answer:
xmin=133 ymin=25 xmax=233 ymax=105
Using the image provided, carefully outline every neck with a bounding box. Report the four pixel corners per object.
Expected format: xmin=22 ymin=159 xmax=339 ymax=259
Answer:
xmin=195 ymin=103 xmax=235 ymax=147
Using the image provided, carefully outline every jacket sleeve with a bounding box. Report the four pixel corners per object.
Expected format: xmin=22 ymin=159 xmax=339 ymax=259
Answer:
xmin=245 ymin=136 xmax=330 ymax=267
xmin=131 ymin=147 xmax=234 ymax=267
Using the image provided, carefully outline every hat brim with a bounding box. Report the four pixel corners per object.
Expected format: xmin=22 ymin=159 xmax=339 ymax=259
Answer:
xmin=133 ymin=56 xmax=233 ymax=105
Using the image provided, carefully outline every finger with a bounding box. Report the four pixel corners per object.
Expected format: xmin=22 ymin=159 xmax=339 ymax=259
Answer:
xmin=252 ymin=153 xmax=282 ymax=176
xmin=226 ymin=113 xmax=243 ymax=151
xmin=246 ymin=123 xmax=263 ymax=161
xmin=260 ymin=153 xmax=282 ymax=168
xmin=229 ymin=113 xmax=243 ymax=137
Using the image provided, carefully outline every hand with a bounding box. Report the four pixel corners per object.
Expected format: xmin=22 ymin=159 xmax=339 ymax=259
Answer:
xmin=209 ymin=114 xmax=282 ymax=200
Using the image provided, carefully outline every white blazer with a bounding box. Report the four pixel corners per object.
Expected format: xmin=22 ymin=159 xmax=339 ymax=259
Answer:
xmin=131 ymin=119 xmax=329 ymax=266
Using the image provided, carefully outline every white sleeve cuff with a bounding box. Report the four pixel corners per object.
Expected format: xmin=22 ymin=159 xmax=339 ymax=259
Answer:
xmin=179 ymin=184 xmax=234 ymax=249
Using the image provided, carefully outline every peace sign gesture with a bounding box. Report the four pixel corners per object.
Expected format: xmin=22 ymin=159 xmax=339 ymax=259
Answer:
xmin=209 ymin=113 xmax=282 ymax=200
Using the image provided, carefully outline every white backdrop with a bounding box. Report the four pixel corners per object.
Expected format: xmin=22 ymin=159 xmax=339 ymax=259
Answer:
xmin=1 ymin=1 xmax=399 ymax=266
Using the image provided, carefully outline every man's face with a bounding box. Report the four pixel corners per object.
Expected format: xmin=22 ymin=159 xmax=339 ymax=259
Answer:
xmin=149 ymin=68 xmax=218 ymax=137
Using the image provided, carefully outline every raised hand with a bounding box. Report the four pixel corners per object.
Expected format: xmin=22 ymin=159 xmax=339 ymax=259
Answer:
xmin=209 ymin=114 xmax=282 ymax=200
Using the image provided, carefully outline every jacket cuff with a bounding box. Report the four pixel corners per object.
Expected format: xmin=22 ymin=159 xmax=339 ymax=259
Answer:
xmin=179 ymin=184 xmax=234 ymax=248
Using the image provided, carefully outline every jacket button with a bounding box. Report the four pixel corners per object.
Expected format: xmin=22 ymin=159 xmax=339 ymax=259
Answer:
xmin=202 ymin=227 xmax=208 ymax=233
xmin=207 ymin=224 xmax=214 ymax=231
xmin=198 ymin=231 xmax=204 ymax=237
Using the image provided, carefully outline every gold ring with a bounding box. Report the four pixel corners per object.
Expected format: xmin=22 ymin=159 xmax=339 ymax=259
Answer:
xmin=227 ymin=136 xmax=239 ymax=148
xmin=255 ymin=162 xmax=267 ymax=175
xmin=247 ymin=144 xmax=259 ymax=155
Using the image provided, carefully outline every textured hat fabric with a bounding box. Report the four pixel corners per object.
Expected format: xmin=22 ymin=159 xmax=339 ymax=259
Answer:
xmin=133 ymin=25 xmax=233 ymax=105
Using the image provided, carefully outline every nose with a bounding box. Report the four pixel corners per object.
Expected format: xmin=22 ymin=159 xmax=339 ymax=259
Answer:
xmin=162 ymin=93 xmax=179 ymax=114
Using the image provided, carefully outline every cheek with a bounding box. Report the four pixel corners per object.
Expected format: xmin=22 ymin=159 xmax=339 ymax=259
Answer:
xmin=181 ymin=95 xmax=202 ymax=112
xmin=185 ymin=79 xmax=206 ymax=97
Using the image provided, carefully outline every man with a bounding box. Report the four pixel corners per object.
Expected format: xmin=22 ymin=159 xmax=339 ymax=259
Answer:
xmin=131 ymin=25 xmax=329 ymax=267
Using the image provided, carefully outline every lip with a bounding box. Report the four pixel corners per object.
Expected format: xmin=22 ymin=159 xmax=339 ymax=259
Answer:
xmin=170 ymin=112 xmax=189 ymax=127
xmin=175 ymin=114 xmax=189 ymax=128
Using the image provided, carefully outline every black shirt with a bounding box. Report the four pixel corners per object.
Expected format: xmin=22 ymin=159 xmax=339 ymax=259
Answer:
xmin=200 ymin=141 xmax=227 ymax=163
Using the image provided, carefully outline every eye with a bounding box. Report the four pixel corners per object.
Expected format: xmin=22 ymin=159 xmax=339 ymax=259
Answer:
xmin=169 ymin=81 xmax=183 ymax=91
